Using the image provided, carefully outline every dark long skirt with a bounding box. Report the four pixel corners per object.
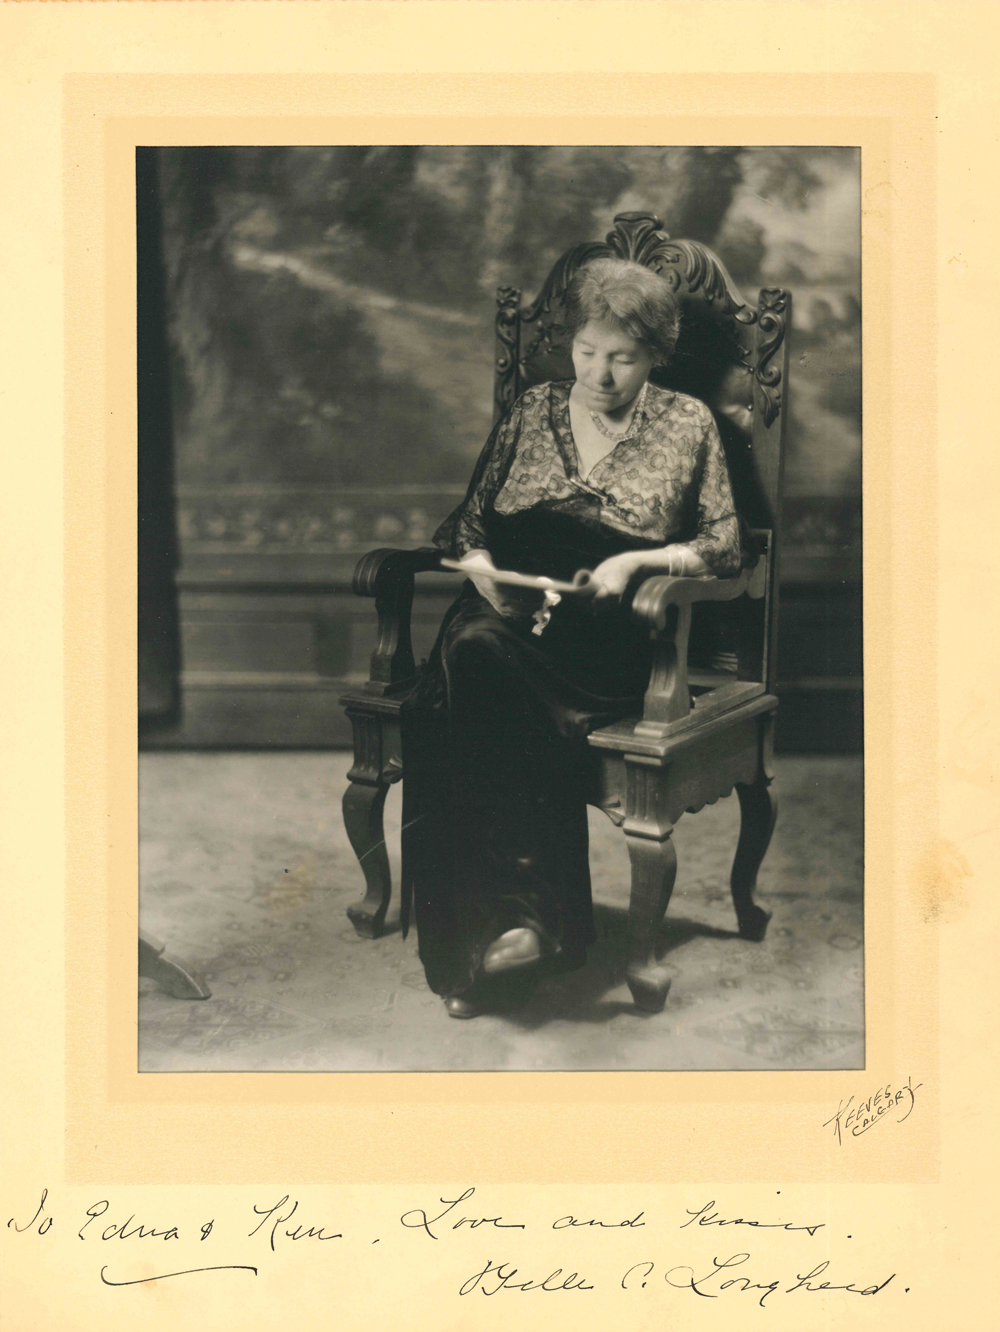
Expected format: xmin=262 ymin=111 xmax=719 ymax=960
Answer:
xmin=400 ymin=521 xmax=656 ymax=998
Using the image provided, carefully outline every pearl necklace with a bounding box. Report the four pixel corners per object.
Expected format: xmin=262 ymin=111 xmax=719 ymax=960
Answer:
xmin=588 ymin=381 xmax=648 ymax=442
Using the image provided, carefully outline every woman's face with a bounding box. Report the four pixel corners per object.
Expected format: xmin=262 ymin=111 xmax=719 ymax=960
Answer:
xmin=571 ymin=320 xmax=656 ymax=414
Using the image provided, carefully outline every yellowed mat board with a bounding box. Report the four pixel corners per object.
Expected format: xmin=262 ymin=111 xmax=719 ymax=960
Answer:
xmin=0 ymin=3 xmax=996 ymax=1328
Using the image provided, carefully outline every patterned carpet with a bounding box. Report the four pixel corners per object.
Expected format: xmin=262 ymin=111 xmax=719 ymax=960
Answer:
xmin=138 ymin=752 xmax=864 ymax=1072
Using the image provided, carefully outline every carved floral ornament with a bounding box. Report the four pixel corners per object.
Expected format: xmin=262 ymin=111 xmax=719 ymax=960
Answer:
xmin=495 ymin=212 xmax=787 ymax=428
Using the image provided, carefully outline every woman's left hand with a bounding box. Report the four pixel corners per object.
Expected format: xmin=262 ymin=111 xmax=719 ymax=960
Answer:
xmin=590 ymin=544 xmax=712 ymax=600
xmin=589 ymin=551 xmax=643 ymax=600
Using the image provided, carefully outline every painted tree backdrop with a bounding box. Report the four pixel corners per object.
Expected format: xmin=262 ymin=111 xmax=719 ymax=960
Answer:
xmin=160 ymin=145 xmax=860 ymax=505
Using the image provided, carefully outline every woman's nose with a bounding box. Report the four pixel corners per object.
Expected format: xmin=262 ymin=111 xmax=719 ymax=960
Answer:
xmin=596 ymin=362 xmax=615 ymax=383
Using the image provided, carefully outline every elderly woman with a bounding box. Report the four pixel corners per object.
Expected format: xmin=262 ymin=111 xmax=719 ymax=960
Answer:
xmin=401 ymin=257 xmax=750 ymax=1017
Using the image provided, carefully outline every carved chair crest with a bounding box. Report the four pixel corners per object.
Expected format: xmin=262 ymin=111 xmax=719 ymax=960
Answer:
xmin=495 ymin=211 xmax=788 ymax=436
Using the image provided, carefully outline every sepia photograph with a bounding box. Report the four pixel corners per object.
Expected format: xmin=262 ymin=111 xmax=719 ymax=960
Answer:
xmin=137 ymin=144 xmax=863 ymax=1073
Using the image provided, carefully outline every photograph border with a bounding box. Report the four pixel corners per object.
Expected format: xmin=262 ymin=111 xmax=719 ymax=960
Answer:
xmin=63 ymin=73 xmax=934 ymax=1188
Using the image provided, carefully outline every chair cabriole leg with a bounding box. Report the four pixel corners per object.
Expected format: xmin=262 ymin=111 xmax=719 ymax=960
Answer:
xmin=730 ymin=779 xmax=776 ymax=941
xmin=730 ymin=710 xmax=776 ymax=941
xmin=731 ymin=703 xmax=777 ymax=945
xmin=343 ymin=778 xmax=392 ymax=939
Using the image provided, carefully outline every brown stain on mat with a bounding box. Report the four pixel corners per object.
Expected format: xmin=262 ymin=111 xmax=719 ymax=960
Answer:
xmin=861 ymin=178 xmax=899 ymax=221
xmin=916 ymin=838 xmax=973 ymax=924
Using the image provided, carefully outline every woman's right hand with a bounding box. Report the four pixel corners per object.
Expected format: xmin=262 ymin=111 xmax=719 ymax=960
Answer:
xmin=458 ymin=550 xmax=546 ymax=621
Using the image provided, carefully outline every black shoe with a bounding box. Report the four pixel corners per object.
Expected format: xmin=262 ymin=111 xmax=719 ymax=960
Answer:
xmin=445 ymin=993 xmax=485 ymax=1019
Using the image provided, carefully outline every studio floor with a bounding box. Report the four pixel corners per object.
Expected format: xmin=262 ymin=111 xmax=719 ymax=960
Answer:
xmin=138 ymin=752 xmax=864 ymax=1073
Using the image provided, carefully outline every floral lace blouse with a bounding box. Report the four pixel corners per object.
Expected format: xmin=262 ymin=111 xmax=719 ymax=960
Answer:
xmin=434 ymin=380 xmax=745 ymax=577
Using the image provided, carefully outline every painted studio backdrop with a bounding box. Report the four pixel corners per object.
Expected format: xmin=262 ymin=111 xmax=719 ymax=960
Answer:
xmin=138 ymin=145 xmax=862 ymax=751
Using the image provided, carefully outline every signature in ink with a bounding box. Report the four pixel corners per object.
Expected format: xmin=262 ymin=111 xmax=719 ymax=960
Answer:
xmin=460 ymin=1259 xmax=594 ymax=1295
xmin=823 ymin=1077 xmax=923 ymax=1145
xmin=623 ymin=1255 xmax=895 ymax=1307
xmin=680 ymin=1200 xmax=823 ymax=1237
xmin=400 ymin=1187 xmax=526 ymax=1241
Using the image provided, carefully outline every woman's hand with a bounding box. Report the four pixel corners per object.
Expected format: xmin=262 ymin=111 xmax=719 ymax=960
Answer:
xmin=458 ymin=550 xmax=546 ymax=620
xmin=589 ymin=551 xmax=643 ymax=600
xmin=590 ymin=544 xmax=711 ymax=601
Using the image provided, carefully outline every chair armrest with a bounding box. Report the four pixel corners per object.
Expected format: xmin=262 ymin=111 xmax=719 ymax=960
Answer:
xmin=352 ymin=546 xmax=445 ymax=597
xmin=630 ymin=566 xmax=755 ymax=632
xmin=629 ymin=567 xmax=755 ymax=730
xmin=351 ymin=547 xmax=445 ymax=694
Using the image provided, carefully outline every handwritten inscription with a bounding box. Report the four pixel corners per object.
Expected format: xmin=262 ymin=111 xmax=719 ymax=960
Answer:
xmin=6 ymin=1183 xmax=911 ymax=1302
xmin=249 ymin=1196 xmax=342 ymax=1252
xmin=400 ymin=1187 xmax=526 ymax=1240
xmin=680 ymin=1199 xmax=823 ymax=1237
xmin=7 ymin=1189 xmax=54 ymax=1235
xmin=553 ymin=1211 xmax=645 ymax=1230
xmin=824 ymin=1077 xmax=923 ymax=1145
xmin=4 ymin=1192 xmax=343 ymax=1286
xmin=79 ymin=1201 xmax=180 ymax=1243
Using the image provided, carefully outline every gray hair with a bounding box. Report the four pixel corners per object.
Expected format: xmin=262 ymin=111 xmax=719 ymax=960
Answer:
xmin=564 ymin=257 xmax=681 ymax=366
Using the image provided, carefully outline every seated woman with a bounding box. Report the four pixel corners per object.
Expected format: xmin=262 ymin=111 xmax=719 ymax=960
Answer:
xmin=401 ymin=256 xmax=750 ymax=1018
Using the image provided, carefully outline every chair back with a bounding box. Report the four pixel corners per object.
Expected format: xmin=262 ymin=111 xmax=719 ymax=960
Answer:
xmin=493 ymin=211 xmax=790 ymax=692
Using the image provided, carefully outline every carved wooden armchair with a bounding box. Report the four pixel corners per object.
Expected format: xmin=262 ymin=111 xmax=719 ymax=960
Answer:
xmin=339 ymin=212 xmax=790 ymax=1013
